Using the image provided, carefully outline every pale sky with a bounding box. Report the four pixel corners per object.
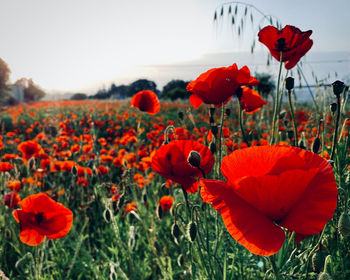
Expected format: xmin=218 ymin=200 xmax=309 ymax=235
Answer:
xmin=0 ymin=0 xmax=349 ymax=94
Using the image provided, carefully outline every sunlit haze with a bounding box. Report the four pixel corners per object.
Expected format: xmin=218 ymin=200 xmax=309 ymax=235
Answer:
xmin=1 ymin=0 xmax=349 ymax=94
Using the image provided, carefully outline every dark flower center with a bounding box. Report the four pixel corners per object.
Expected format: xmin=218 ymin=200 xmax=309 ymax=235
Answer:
xmin=35 ymin=212 xmax=45 ymax=224
xmin=277 ymin=38 xmax=286 ymax=52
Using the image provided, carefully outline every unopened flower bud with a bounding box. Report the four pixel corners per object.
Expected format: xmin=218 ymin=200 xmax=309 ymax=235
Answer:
xmin=209 ymin=141 xmax=217 ymax=154
xmin=177 ymin=254 xmax=184 ymax=267
xmin=71 ymin=165 xmax=78 ymax=175
xmin=211 ymin=125 xmax=218 ymax=136
xmin=209 ymin=116 xmax=215 ymax=124
xmin=332 ymin=80 xmax=345 ymax=96
xmin=178 ymin=111 xmax=184 ymax=120
xmin=318 ymin=272 xmax=332 ymax=280
xmin=171 ymin=223 xmax=181 ymax=239
xmin=330 ymin=102 xmax=337 ymax=113
xmin=156 ymin=204 xmax=163 ymax=219
xmin=225 ymin=108 xmax=231 ymax=117
xmin=285 ymin=77 xmax=294 ymax=90
xmin=187 ymin=151 xmax=201 ymax=167
xmin=312 ymin=137 xmax=321 ymax=154
xmin=312 ymin=249 xmax=326 ymax=272
xmin=186 ymin=221 xmax=197 ymax=242
xmin=338 ymin=212 xmax=350 ymax=238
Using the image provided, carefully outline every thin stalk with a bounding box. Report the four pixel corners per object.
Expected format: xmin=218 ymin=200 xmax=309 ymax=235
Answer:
xmin=330 ymin=94 xmax=341 ymax=160
xmin=238 ymin=102 xmax=249 ymax=146
xmin=270 ymin=52 xmax=283 ymax=145
xmin=218 ymin=103 xmax=225 ymax=176
xmin=287 ymin=89 xmax=298 ymax=146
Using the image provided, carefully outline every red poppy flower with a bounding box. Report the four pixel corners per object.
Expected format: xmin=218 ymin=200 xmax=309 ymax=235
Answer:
xmin=258 ymin=25 xmax=313 ymax=70
xmin=12 ymin=193 xmax=73 ymax=246
xmin=130 ymin=90 xmax=160 ymax=115
xmin=200 ymin=145 xmax=337 ymax=256
xmin=4 ymin=191 xmax=20 ymax=208
xmin=17 ymin=140 xmax=43 ymax=161
xmin=151 ymin=140 xmax=214 ymax=193
xmin=0 ymin=162 xmax=14 ymax=172
xmin=186 ymin=63 xmax=259 ymax=108
xmin=125 ymin=201 xmax=137 ymax=213
xmin=159 ymin=195 xmax=174 ymax=211
xmin=240 ymin=87 xmax=268 ymax=113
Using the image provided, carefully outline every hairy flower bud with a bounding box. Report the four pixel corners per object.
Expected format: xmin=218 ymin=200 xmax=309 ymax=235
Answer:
xmin=187 ymin=151 xmax=201 ymax=167
xmin=312 ymin=249 xmax=326 ymax=272
xmin=186 ymin=221 xmax=197 ymax=242
xmin=178 ymin=111 xmax=184 ymax=120
xmin=171 ymin=223 xmax=181 ymax=239
xmin=330 ymin=102 xmax=337 ymax=113
xmin=312 ymin=137 xmax=321 ymax=154
xmin=338 ymin=212 xmax=350 ymax=238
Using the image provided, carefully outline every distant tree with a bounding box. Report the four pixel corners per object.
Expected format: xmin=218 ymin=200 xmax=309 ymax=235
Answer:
xmin=161 ymin=79 xmax=189 ymax=100
xmin=91 ymin=89 xmax=111 ymax=100
xmin=110 ymin=85 xmax=129 ymax=99
xmin=15 ymin=78 xmax=46 ymax=101
xmin=0 ymin=58 xmax=11 ymax=99
xmin=71 ymin=93 xmax=87 ymax=100
xmin=254 ymin=73 xmax=275 ymax=98
xmin=128 ymin=79 xmax=160 ymax=97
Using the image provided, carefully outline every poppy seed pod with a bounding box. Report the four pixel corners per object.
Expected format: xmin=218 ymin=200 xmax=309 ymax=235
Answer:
xmin=178 ymin=111 xmax=184 ymax=120
xmin=285 ymin=77 xmax=295 ymax=90
xmin=171 ymin=223 xmax=181 ymax=239
xmin=209 ymin=107 xmax=216 ymax=117
xmin=332 ymin=80 xmax=345 ymax=96
xmin=330 ymin=103 xmax=337 ymax=113
xmin=187 ymin=151 xmax=201 ymax=168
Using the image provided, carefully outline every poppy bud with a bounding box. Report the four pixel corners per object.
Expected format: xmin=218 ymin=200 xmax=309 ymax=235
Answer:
xmin=209 ymin=141 xmax=217 ymax=154
xmin=156 ymin=204 xmax=163 ymax=219
xmin=209 ymin=116 xmax=215 ymax=124
xmin=235 ymin=87 xmax=243 ymax=99
xmin=187 ymin=151 xmax=201 ymax=168
xmin=312 ymin=137 xmax=321 ymax=154
xmin=186 ymin=221 xmax=197 ymax=242
xmin=298 ymin=139 xmax=306 ymax=149
xmin=71 ymin=165 xmax=78 ymax=176
xmin=277 ymin=37 xmax=286 ymax=51
xmin=285 ymin=77 xmax=295 ymax=90
xmin=178 ymin=111 xmax=184 ymax=120
xmin=103 ymin=209 xmax=112 ymax=223
xmin=287 ymin=130 xmax=294 ymax=141
xmin=28 ymin=157 xmax=35 ymax=170
xmin=4 ymin=191 xmax=20 ymax=208
xmin=332 ymin=80 xmax=345 ymax=96
xmin=327 ymin=160 xmax=335 ymax=167
xmin=324 ymin=255 xmax=332 ymax=275
xmin=312 ymin=249 xmax=326 ymax=272
xmin=171 ymin=223 xmax=181 ymax=239
xmin=318 ymin=272 xmax=332 ymax=280
xmin=117 ymin=193 xmax=125 ymax=210
xmin=225 ymin=108 xmax=231 ymax=117
xmin=209 ymin=107 xmax=216 ymax=117
xmin=338 ymin=212 xmax=350 ymax=238
xmin=177 ymin=254 xmax=184 ymax=267
xmin=280 ymin=110 xmax=287 ymax=119
xmin=211 ymin=125 xmax=218 ymax=136
xmin=330 ymin=103 xmax=337 ymax=113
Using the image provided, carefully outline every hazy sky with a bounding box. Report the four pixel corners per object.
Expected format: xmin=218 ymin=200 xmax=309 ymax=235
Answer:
xmin=0 ymin=0 xmax=349 ymax=93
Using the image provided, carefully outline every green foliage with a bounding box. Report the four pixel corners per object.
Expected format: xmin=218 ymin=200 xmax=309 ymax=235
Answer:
xmin=70 ymin=93 xmax=87 ymax=100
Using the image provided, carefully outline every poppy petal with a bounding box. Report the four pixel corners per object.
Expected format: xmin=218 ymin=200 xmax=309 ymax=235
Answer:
xmin=200 ymin=179 xmax=285 ymax=256
xmin=189 ymin=94 xmax=204 ymax=109
xmin=20 ymin=228 xmax=45 ymax=246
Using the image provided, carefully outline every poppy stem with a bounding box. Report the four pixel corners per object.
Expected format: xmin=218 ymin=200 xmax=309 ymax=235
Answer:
xmin=330 ymin=93 xmax=341 ymax=160
xmin=218 ymin=103 xmax=225 ymax=176
xmin=270 ymin=51 xmax=283 ymax=145
xmin=287 ymin=89 xmax=298 ymax=146
xmin=238 ymin=101 xmax=249 ymax=146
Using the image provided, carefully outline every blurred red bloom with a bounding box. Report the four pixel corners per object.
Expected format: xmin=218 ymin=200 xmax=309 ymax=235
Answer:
xmin=125 ymin=201 xmax=137 ymax=213
xmin=4 ymin=191 xmax=20 ymax=208
xmin=0 ymin=162 xmax=14 ymax=172
xmin=258 ymin=25 xmax=313 ymax=70
xmin=159 ymin=196 xmax=174 ymax=211
xmin=200 ymin=145 xmax=337 ymax=256
xmin=186 ymin=63 xmax=259 ymax=108
xmin=7 ymin=180 xmax=21 ymax=192
xmin=240 ymin=87 xmax=268 ymax=113
xmin=151 ymin=140 xmax=214 ymax=193
xmin=12 ymin=193 xmax=73 ymax=246
xmin=17 ymin=140 xmax=43 ymax=161
xmin=131 ymin=90 xmax=160 ymax=115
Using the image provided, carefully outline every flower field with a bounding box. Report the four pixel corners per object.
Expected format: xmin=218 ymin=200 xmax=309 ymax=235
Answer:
xmin=0 ymin=24 xmax=350 ymax=280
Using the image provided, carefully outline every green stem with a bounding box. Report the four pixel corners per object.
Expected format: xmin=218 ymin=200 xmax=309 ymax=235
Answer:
xmin=270 ymin=52 xmax=283 ymax=145
xmin=330 ymin=94 xmax=341 ymax=160
xmin=218 ymin=103 xmax=225 ymax=177
xmin=238 ymin=102 xmax=249 ymax=146
xmin=287 ymin=89 xmax=298 ymax=146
